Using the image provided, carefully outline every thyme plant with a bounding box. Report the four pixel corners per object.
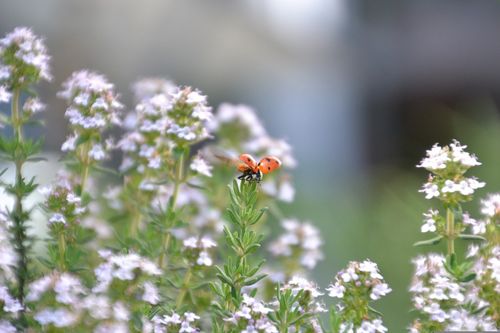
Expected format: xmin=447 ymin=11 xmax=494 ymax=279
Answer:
xmin=0 ymin=27 xmax=498 ymax=333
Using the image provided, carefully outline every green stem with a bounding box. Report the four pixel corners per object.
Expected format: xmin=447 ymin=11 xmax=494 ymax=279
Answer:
xmin=11 ymin=88 xmax=27 ymax=323
xmin=158 ymin=149 xmax=186 ymax=268
xmin=58 ymin=231 xmax=66 ymax=270
xmin=446 ymin=207 xmax=455 ymax=256
xmin=279 ymin=312 xmax=289 ymax=333
xmin=78 ymin=141 xmax=91 ymax=196
xmin=129 ymin=206 xmax=141 ymax=238
xmin=175 ymin=267 xmax=192 ymax=308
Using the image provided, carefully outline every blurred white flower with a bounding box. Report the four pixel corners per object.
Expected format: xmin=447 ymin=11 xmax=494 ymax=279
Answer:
xmin=0 ymin=27 xmax=52 ymax=83
xmin=190 ymin=154 xmax=212 ymax=177
xmin=0 ymin=85 xmax=10 ymax=102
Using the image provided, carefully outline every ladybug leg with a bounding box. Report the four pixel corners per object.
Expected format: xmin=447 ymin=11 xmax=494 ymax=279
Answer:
xmin=237 ymin=173 xmax=246 ymax=180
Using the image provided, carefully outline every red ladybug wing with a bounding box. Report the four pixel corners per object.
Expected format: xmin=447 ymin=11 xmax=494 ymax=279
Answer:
xmin=258 ymin=156 xmax=282 ymax=174
xmin=239 ymin=154 xmax=258 ymax=172
xmin=237 ymin=163 xmax=252 ymax=172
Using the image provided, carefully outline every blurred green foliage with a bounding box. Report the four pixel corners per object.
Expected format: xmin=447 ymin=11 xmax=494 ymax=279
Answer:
xmin=288 ymin=109 xmax=500 ymax=331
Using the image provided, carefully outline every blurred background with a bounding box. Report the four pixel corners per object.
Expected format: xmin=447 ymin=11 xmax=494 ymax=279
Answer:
xmin=1 ymin=0 xmax=500 ymax=330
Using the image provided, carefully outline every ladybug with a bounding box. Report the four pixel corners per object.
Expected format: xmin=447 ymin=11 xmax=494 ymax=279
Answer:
xmin=236 ymin=153 xmax=282 ymax=182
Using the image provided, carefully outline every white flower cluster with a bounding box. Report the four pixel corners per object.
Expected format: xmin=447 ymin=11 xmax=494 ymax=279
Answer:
xmin=119 ymin=86 xmax=213 ymax=179
xmin=0 ymin=211 xmax=17 ymax=281
xmin=0 ymin=285 xmax=23 ymax=313
xmin=132 ymin=77 xmax=177 ymax=103
xmin=481 ymin=193 xmax=500 ymax=218
xmin=24 ymin=252 xmax=163 ymax=330
xmin=327 ymin=260 xmax=390 ymax=333
xmin=0 ymin=320 xmax=16 ymax=333
xmin=327 ymin=260 xmax=391 ymax=301
xmin=0 ymin=284 xmax=21 ymax=333
xmin=182 ymin=236 xmax=217 ymax=266
xmin=269 ymin=219 xmax=323 ymax=270
xmin=39 ymin=178 xmax=86 ymax=226
xmin=462 ymin=213 xmax=489 ymax=235
xmin=26 ymin=273 xmax=85 ymax=328
xmin=190 ymin=154 xmax=212 ymax=177
xmin=418 ymin=141 xmax=485 ymax=201
xmin=260 ymin=177 xmax=295 ymax=203
xmin=409 ymin=254 xmax=496 ymax=331
xmin=281 ymin=276 xmax=326 ymax=314
xmin=339 ymin=319 xmax=388 ymax=333
xmin=420 ymin=209 xmax=439 ymax=233
xmin=22 ymin=97 xmax=45 ymax=116
xmin=152 ymin=311 xmax=200 ymax=333
xmin=119 ymin=93 xmax=173 ymax=174
xmin=93 ymin=250 xmax=162 ymax=293
xmin=419 ymin=177 xmax=485 ymax=200
xmin=417 ymin=140 xmax=481 ymax=171
xmin=58 ymin=70 xmax=123 ymax=161
xmin=0 ymin=27 xmax=51 ymax=93
xmin=224 ymin=294 xmax=278 ymax=333
xmin=473 ymin=245 xmax=500 ymax=291
xmin=167 ymin=87 xmax=213 ymax=143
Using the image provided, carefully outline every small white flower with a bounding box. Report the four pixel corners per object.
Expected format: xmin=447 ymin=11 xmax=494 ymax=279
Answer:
xmin=450 ymin=140 xmax=481 ymax=167
xmin=61 ymin=134 xmax=78 ymax=151
xmin=466 ymin=244 xmax=479 ymax=258
xmin=23 ymin=97 xmax=45 ymax=114
xmin=1 ymin=27 xmax=52 ymax=82
xmin=89 ymin=144 xmax=106 ymax=161
xmin=481 ymin=193 xmax=500 ymax=217
xmin=34 ymin=308 xmax=78 ymax=327
xmin=442 ymin=180 xmax=458 ymax=193
xmin=190 ymin=154 xmax=212 ymax=177
xmin=113 ymin=301 xmax=130 ymax=321
xmin=196 ymin=251 xmax=213 ymax=266
xmin=370 ymin=283 xmax=392 ymax=300
xmin=49 ymin=213 xmax=66 ymax=225
xmin=0 ymin=85 xmax=11 ymax=102
xmin=417 ymin=144 xmax=449 ymax=170
xmin=327 ymin=283 xmax=345 ymax=298
xmin=192 ymin=104 xmax=213 ymax=121
xmin=419 ymin=182 xmax=440 ymax=199
xmin=0 ymin=320 xmax=16 ymax=333
xmin=142 ymin=282 xmax=160 ymax=305
xmin=92 ymin=97 xmax=109 ymax=110
xmin=421 ymin=218 xmax=436 ymax=233
xmin=185 ymin=90 xmax=207 ymax=105
xmin=359 ymin=260 xmax=383 ymax=279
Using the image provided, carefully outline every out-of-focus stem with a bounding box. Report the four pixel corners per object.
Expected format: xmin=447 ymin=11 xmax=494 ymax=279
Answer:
xmin=78 ymin=141 xmax=91 ymax=196
xmin=446 ymin=208 xmax=455 ymax=256
xmin=129 ymin=206 xmax=141 ymax=238
xmin=158 ymin=150 xmax=186 ymax=268
xmin=58 ymin=231 xmax=66 ymax=270
xmin=11 ymin=88 xmax=28 ymax=324
xmin=175 ymin=267 xmax=192 ymax=308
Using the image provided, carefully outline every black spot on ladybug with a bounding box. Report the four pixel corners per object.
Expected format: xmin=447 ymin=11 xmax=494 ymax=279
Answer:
xmin=266 ymin=158 xmax=271 ymax=162
xmin=268 ymin=166 xmax=271 ymax=170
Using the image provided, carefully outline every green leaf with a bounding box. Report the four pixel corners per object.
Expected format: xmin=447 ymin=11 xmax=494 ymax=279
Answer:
xmin=458 ymin=234 xmax=486 ymax=241
xmin=368 ymin=306 xmax=384 ymax=317
xmin=92 ymin=164 xmax=119 ymax=176
xmin=26 ymin=156 xmax=48 ymax=163
xmin=243 ymin=273 xmax=266 ymax=286
xmin=413 ymin=235 xmax=443 ymax=247
xmin=460 ymin=273 xmax=476 ymax=283
xmin=447 ymin=253 xmax=457 ymax=269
